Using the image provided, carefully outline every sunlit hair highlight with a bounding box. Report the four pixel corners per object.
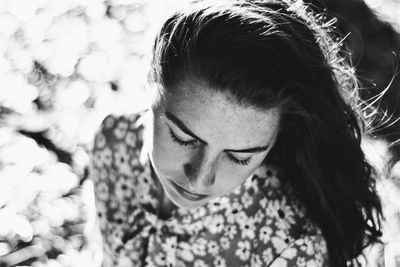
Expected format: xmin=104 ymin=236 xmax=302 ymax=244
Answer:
xmin=151 ymin=0 xmax=383 ymax=266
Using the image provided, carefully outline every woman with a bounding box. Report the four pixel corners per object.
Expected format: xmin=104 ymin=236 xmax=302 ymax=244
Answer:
xmin=90 ymin=0 xmax=383 ymax=266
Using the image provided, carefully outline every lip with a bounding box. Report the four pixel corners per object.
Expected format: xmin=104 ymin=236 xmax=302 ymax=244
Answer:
xmin=169 ymin=180 xmax=209 ymax=201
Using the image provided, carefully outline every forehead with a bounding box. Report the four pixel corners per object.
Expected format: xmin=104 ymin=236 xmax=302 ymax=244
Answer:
xmin=158 ymin=82 xmax=280 ymax=147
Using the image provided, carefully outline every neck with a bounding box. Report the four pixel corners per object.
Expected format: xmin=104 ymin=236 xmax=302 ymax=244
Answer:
xmin=149 ymin=157 xmax=177 ymax=220
xmin=159 ymin=193 xmax=177 ymax=220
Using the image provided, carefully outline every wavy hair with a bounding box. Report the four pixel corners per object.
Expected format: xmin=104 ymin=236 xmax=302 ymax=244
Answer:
xmin=150 ymin=0 xmax=383 ymax=265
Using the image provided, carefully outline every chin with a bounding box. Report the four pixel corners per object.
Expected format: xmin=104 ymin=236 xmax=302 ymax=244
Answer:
xmin=173 ymin=198 xmax=210 ymax=210
xmin=168 ymin=189 xmax=211 ymax=209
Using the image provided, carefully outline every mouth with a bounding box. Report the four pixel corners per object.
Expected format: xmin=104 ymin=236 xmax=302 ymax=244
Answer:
xmin=169 ymin=180 xmax=209 ymax=201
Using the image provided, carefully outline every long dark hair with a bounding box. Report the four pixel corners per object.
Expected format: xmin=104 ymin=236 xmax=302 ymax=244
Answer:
xmin=150 ymin=0 xmax=383 ymax=265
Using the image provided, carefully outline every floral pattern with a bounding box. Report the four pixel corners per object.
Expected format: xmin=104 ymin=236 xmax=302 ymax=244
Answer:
xmin=90 ymin=112 xmax=329 ymax=267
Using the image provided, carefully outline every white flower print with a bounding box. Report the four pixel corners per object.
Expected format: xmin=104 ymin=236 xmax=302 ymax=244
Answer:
xmin=130 ymin=154 xmax=140 ymax=169
xmin=225 ymin=224 xmax=237 ymax=239
xmin=111 ymin=209 xmax=127 ymax=225
xmin=275 ymin=200 xmax=296 ymax=230
xmin=281 ymin=247 xmax=297 ymax=260
xmin=98 ymin=167 xmax=108 ymax=181
xmin=192 ymin=207 xmax=206 ymax=220
xmin=208 ymin=214 xmax=225 ymax=234
xmin=240 ymin=218 xmax=256 ymax=239
xmin=241 ymin=192 xmax=253 ymax=209
xmin=95 ymin=181 xmax=109 ymax=202
xmin=192 ymin=238 xmax=207 ymax=256
xmin=220 ymin=236 xmax=230 ymax=250
xmin=235 ymin=210 xmax=248 ymax=226
xmin=264 ymin=168 xmax=281 ymax=188
xmin=137 ymin=177 xmax=151 ymax=196
xmin=267 ymin=198 xmax=294 ymax=232
xmin=92 ymin=113 xmax=330 ymax=267
xmin=262 ymin=247 xmax=274 ymax=264
xmin=177 ymin=242 xmax=194 ymax=262
xmin=162 ymin=236 xmax=177 ymax=253
xmin=253 ymin=209 xmax=265 ymax=224
xmin=108 ymin=196 xmax=120 ymax=209
xmin=94 ymin=132 xmax=106 ymax=149
xmin=217 ymin=196 xmax=230 ymax=208
xmin=103 ymin=115 xmax=115 ymax=129
xmin=128 ymin=114 xmax=140 ymax=128
xmin=125 ymin=130 xmax=137 ymax=147
xmin=94 ymin=146 xmax=112 ymax=168
xmin=302 ymin=237 xmax=316 ymax=255
xmin=108 ymin=225 xmax=124 ymax=249
xmin=176 ymin=261 xmax=187 ymax=267
xmin=296 ymin=256 xmax=306 ymax=267
xmin=116 ymin=255 xmax=133 ymax=267
xmin=235 ymin=240 xmax=251 ymax=261
xmin=114 ymin=175 xmax=135 ymax=200
xmin=123 ymin=237 xmax=139 ymax=252
xmin=306 ymin=259 xmax=318 ymax=267
xmin=105 ymin=168 xmax=118 ymax=183
xmin=113 ymin=120 xmax=128 ymax=139
xmin=193 ymin=259 xmax=208 ymax=267
xmin=113 ymin=143 xmax=131 ymax=176
xmin=225 ymin=201 xmax=243 ymax=224
xmin=145 ymin=258 xmax=157 ymax=267
xmin=249 ymin=177 xmax=260 ymax=192
xmin=188 ymin=221 xmax=205 ymax=234
xmin=95 ymin=201 xmax=108 ymax=229
xmin=266 ymin=200 xmax=281 ymax=217
xmin=181 ymin=214 xmax=192 ymax=224
xmin=154 ymin=253 xmax=167 ymax=266
xmin=269 ymin=258 xmax=288 ymax=267
xmin=138 ymin=189 xmax=155 ymax=205
xmin=213 ymin=256 xmax=227 ymax=267
xmin=259 ymin=197 xmax=268 ymax=209
xmin=208 ymin=200 xmax=224 ymax=213
xmin=259 ymin=225 xmax=273 ymax=244
xmin=207 ymin=240 xmax=219 ymax=255
xmin=314 ymin=249 xmax=325 ymax=265
xmin=271 ymin=235 xmax=288 ymax=254
xmin=250 ymin=253 xmax=263 ymax=267
xmin=138 ymin=173 xmax=152 ymax=188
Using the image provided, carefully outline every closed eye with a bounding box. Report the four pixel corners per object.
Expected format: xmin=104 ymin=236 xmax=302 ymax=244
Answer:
xmin=169 ymin=128 xmax=199 ymax=146
xmin=169 ymin=128 xmax=252 ymax=166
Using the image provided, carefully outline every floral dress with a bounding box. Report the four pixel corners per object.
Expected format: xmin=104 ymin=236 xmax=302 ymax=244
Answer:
xmin=90 ymin=112 xmax=329 ymax=267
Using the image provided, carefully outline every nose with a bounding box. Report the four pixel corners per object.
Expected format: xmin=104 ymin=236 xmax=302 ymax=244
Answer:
xmin=183 ymin=148 xmax=216 ymax=190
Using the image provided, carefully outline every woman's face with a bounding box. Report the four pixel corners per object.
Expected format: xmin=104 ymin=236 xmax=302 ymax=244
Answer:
xmin=149 ymin=81 xmax=280 ymax=209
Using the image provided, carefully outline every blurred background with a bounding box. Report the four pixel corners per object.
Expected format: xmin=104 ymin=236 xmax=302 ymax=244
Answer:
xmin=0 ymin=0 xmax=399 ymax=266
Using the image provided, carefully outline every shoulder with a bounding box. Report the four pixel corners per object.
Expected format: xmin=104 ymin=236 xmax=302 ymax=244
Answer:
xmin=253 ymin=163 xmax=317 ymax=236
xmin=91 ymin=110 xmax=151 ymax=176
xmin=93 ymin=110 xmax=149 ymax=151
xmin=249 ymin=164 xmax=329 ymax=265
xmin=266 ymin=232 xmax=329 ymax=267
xmin=95 ymin=111 xmax=147 ymax=141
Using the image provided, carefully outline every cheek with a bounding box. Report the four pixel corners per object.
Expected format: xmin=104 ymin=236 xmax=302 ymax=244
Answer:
xmin=151 ymin=121 xmax=186 ymax=174
xmin=213 ymin=175 xmax=244 ymax=195
xmin=213 ymin=160 xmax=263 ymax=195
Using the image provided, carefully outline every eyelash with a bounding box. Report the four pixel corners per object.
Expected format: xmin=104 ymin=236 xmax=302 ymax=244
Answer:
xmin=168 ymin=129 xmax=251 ymax=166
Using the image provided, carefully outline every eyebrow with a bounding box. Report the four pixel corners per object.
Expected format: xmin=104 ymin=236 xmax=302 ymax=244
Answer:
xmin=164 ymin=111 xmax=270 ymax=154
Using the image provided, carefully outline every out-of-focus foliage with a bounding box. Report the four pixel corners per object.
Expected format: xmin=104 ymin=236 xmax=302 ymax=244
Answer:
xmin=0 ymin=0 xmax=183 ymax=266
xmin=0 ymin=0 xmax=399 ymax=266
